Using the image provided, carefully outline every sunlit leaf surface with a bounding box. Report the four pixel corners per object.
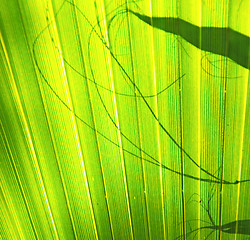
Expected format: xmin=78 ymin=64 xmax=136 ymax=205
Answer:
xmin=0 ymin=0 xmax=249 ymax=239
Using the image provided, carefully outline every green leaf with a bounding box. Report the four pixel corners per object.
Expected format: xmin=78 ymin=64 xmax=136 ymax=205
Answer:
xmin=0 ymin=0 xmax=249 ymax=239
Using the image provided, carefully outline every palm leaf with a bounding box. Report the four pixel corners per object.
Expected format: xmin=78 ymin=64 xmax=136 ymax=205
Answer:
xmin=0 ymin=0 xmax=249 ymax=239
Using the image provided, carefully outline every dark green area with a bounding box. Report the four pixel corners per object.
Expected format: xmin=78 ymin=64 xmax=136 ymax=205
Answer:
xmin=129 ymin=10 xmax=250 ymax=69
xmin=182 ymin=219 xmax=250 ymax=239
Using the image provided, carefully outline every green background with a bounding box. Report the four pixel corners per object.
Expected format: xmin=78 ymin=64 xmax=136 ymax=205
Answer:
xmin=0 ymin=0 xmax=249 ymax=239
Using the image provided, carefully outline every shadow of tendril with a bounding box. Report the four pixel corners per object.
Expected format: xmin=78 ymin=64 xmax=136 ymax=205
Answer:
xmin=176 ymin=181 xmax=250 ymax=239
xmin=32 ymin=0 xmax=250 ymax=185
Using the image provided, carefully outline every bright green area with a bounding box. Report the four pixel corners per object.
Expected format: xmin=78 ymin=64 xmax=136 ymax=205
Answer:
xmin=0 ymin=0 xmax=249 ymax=239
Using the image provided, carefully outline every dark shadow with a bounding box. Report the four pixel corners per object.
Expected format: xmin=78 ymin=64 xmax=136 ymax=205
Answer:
xmin=220 ymin=220 xmax=250 ymax=235
xmin=177 ymin=187 xmax=250 ymax=239
xmin=177 ymin=220 xmax=250 ymax=239
xmin=129 ymin=10 xmax=250 ymax=69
